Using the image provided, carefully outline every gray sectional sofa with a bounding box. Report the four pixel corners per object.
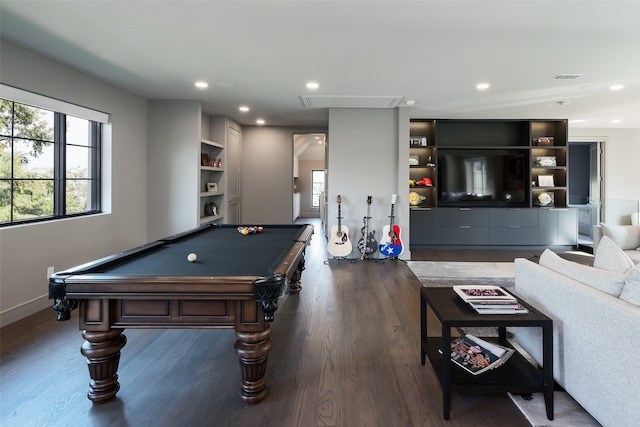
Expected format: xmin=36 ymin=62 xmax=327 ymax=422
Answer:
xmin=514 ymin=237 xmax=640 ymax=427
xmin=593 ymin=223 xmax=640 ymax=264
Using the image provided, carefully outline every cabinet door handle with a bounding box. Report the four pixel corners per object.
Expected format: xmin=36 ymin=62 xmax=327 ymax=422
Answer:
xmin=459 ymin=208 xmax=471 ymax=211
xmin=509 ymin=226 xmax=520 ymax=229
xmin=459 ymin=225 xmax=471 ymax=229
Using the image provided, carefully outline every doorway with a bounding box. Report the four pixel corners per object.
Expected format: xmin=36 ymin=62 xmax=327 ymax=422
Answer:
xmin=568 ymin=140 xmax=605 ymax=247
xmin=292 ymin=133 xmax=327 ymax=222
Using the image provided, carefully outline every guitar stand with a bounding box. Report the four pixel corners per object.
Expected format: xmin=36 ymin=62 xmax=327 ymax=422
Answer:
xmin=325 ymin=256 xmax=357 ymax=265
xmin=359 ymin=252 xmax=377 ymax=261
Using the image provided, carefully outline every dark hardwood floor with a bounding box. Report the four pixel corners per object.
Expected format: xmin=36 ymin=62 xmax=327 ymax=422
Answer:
xmin=1 ymin=219 xmax=531 ymax=427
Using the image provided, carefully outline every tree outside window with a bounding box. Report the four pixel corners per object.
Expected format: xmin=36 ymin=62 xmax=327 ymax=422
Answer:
xmin=312 ymin=169 xmax=324 ymax=207
xmin=0 ymin=99 xmax=101 ymax=226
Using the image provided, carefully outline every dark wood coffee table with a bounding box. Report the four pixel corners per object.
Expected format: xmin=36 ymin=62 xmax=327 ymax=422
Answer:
xmin=420 ymin=287 xmax=553 ymax=420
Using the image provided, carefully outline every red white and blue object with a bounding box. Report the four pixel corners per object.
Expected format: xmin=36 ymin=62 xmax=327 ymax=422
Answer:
xmin=379 ymin=194 xmax=404 ymax=257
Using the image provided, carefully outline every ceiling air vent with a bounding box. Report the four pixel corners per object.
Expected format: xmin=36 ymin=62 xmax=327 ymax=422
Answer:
xmin=300 ymin=95 xmax=403 ymax=108
xmin=550 ymin=74 xmax=585 ymax=80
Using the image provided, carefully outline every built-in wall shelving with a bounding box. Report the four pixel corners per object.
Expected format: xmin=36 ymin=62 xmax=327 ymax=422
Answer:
xmin=409 ymin=120 xmax=437 ymax=208
xmin=199 ymin=138 xmax=225 ymax=224
xmin=409 ymin=119 xmax=575 ymax=248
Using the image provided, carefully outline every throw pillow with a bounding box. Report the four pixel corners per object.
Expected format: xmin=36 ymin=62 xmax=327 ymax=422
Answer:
xmin=620 ymin=264 xmax=640 ymax=307
xmin=599 ymin=223 xmax=640 ymax=250
xmin=593 ymin=235 xmax=635 ymax=272
xmin=539 ymin=248 xmax=626 ymax=297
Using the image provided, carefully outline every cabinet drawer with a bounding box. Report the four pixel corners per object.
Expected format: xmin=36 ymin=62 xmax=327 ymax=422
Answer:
xmin=439 ymin=208 xmax=490 ymax=227
xmin=490 ymin=227 xmax=539 ymax=245
xmin=490 ymin=209 xmax=539 ymax=227
xmin=440 ymin=226 xmax=489 ymax=245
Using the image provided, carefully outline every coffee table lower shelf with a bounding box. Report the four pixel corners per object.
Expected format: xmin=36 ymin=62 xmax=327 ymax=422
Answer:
xmin=422 ymin=337 xmax=547 ymax=394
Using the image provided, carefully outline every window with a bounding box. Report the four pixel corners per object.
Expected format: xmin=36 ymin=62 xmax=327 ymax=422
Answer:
xmin=312 ymin=169 xmax=324 ymax=207
xmin=0 ymin=99 xmax=101 ymax=226
xmin=468 ymin=157 xmax=487 ymax=196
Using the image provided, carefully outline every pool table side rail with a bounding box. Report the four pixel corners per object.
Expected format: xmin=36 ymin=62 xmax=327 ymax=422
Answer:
xmin=53 ymin=227 xmax=312 ymax=297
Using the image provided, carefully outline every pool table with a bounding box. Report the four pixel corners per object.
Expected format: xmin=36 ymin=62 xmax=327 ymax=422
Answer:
xmin=49 ymin=223 xmax=314 ymax=404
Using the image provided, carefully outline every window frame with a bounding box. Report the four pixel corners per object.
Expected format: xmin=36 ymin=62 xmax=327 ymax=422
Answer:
xmin=1 ymin=99 xmax=102 ymax=227
xmin=311 ymin=169 xmax=325 ymax=208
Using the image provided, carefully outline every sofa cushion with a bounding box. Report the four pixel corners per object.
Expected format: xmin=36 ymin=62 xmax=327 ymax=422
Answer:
xmin=539 ymin=248 xmax=626 ymax=297
xmin=593 ymin=235 xmax=635 ymax=272
xmin=599 ymin=223 xmax=640 ymax=250
xmin=620 ymin=264 xmax=640 ymax=307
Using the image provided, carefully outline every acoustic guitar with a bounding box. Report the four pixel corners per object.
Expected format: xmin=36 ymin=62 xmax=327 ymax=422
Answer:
xmin=357 ymin=196 xmax=377 ymax=259
xmin=379 ymin=194 xmax=404 ymax=257
xmin=327 ymin=195 xmax=352 ymax=257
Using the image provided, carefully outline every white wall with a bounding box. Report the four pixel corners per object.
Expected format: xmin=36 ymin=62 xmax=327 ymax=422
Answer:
xmin=147 ymin=100 xmax=201 ymax=240
xmin=0 ymin=40 xmax=149 ymax=326
xmin=240 ymin=126 xmax=322 ymax=224
xmin=327 ymin=108 xmax=404 ymax=259
xmin=240 ymin=127 xmax=293 ymax=223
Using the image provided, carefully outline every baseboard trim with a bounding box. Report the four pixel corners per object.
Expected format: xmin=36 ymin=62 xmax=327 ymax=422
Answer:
xmin=0 ymin=294 xmax=50 ymax=327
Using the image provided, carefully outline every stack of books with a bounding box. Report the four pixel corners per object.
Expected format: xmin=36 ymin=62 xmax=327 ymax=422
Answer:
xmin=453 ymin=285 xmax=529 ymax=314
xmin=449 ymin=334 xmax=515 ymax=375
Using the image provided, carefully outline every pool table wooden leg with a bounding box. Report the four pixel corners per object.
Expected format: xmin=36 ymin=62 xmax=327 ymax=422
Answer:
xmin=234 ymin=326 xmax=272 ymax=404
xmin=80 ymin=329 xmax=127 ymax=404
xmin=289 ymin=257 xmax=306 ymax=294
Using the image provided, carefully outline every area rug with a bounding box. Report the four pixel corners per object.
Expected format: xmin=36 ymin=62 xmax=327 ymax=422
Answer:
xmin=406 ymin=261 xmax=515 ymax=288
xmin=508 ymin=392 xmax=601 ymax=427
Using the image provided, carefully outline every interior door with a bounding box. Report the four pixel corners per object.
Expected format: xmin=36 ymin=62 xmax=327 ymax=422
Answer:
xmin=226 ymin=126 xmax=241 ymax=223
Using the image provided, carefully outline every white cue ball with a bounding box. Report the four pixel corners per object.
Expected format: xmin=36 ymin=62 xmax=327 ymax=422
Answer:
xmin=187 ymin=253 xmax=197 ymax=262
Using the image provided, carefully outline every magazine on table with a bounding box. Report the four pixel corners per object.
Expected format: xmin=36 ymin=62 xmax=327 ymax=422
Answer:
xmin=449 ymin=334 xmax=515 ymax=375
xmin=452 ymin=285 xmax=529 ymax=314
xmin=453 ymin=285 xmax=518 ymax=304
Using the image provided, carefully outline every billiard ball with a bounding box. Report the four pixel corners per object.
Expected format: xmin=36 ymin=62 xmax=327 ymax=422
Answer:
xmin=187 ymin=253 xmax=197 ymax=262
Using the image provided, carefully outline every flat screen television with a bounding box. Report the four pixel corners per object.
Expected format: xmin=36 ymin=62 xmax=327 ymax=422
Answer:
xmin=437 ymin=149 xmax=530 ymax=207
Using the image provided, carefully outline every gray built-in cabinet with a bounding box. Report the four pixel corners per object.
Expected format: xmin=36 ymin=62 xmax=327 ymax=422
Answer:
xmin=409 ymin=119 xmax=577 ymax=248
xmin=410 ymin=207 xmax=577 ymax=247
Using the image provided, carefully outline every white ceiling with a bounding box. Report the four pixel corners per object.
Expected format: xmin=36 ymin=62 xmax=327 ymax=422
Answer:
xmin=1 ymin=1 xmax=639 ymax=129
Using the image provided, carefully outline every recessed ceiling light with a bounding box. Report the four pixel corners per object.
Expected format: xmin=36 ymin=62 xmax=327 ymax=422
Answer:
xmin=476 ymin=83 xmax=490 ymax=90
xmin=405 ymin=100 xmax=416 ymax=106
xmin=239 ymin=106 xmax=250 ymax=112
xmin=306 ymin=82 xmax=319 ymax=90
xmin=194 ymin=81 xmax=208 ymax=89
xmin=612 ymin=119 xmax=622 ymax=123
xmin=256 ymin=119 xmax=265 ymax=125
xmin=609 ymin=84 xmax=624 ymax=91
